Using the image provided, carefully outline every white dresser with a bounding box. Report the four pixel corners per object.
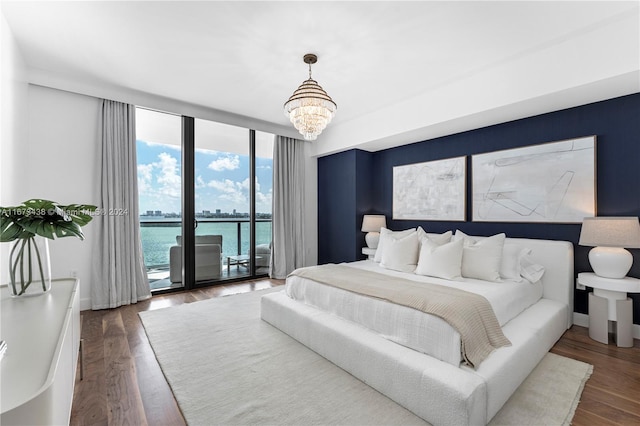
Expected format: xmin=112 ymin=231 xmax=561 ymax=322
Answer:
xmin=1 ymin=278 xmax=80 ymax=425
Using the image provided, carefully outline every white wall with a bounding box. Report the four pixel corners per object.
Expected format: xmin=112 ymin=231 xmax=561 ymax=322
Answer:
xmin=1 ymin=18 xmax=100 ymax=306
xmin=303 ymin=142 xmax=318 ymax=267
xmin=26 ymin=85 xmax=101 ymax=309
xmin=0 ymin=11 xmax=30 ymax=284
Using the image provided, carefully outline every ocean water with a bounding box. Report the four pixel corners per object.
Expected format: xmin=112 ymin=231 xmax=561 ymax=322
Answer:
xmin=140 ymin=220 xmax=272 ymax=268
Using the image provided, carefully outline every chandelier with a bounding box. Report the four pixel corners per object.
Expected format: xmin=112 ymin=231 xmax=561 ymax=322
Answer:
xmin=283 ymin=54 xmax=337 ymax=141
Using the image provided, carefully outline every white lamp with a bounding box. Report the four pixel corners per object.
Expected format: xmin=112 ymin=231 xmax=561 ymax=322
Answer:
xmin=361 ymin=215 xmax=386 ymax=249
xmin=578 ymin=217 xmax=640 ymax=279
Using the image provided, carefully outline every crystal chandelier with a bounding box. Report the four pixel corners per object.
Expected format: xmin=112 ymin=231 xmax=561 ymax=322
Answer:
xmin=283 ymin=54 xmax=337 ymax=141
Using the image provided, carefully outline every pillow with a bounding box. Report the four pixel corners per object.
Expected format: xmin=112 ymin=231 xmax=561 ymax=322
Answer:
xmin=374 ymin=227 xmax=416 ymax=263
xmin=520 ymin=255 xmax=546 ymax=283
xmin=379 ymin=232 xmax=420 ymax=273
xmin=454 ymin=230 xmax=506 ymax=282
xmin=416 ymin=227 xmax=452 ymax=246
xmin=415 ymin=238 xmax=463 ymax=280
xmin=500 ymin=243 xmax=531 ymax=281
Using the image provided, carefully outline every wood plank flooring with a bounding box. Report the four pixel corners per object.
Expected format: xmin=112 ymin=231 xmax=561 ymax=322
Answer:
xmin=71 ymin=279 xmax=640 ymax=425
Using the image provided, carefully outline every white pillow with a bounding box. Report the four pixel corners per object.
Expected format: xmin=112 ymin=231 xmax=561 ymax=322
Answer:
xmin=374 ymin=227 xmax=416 ymax=263
xmin=415 ymin=238 xmax=463 ymax=280
xmin=380 ymin=232 xmax=420 ymax=273
xmin=417 ymin=227 xmax=452 ymax=246
xmin=454 ymin=230 xmax=506 ymax=282
xmin=500 ymin=243 xmax=531 ymax=282
xmin=520 ymin=255 xmax=546 ymax=283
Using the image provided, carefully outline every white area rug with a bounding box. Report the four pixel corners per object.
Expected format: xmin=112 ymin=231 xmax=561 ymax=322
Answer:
xmin=139 ymin=288 xmax=592 ymax=425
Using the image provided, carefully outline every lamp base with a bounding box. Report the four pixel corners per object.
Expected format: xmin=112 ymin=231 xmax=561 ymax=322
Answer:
xmin=365 ymin=232 xmax=380 ymax=249
xmin=589 ymin=246 xmax=633 ymax=279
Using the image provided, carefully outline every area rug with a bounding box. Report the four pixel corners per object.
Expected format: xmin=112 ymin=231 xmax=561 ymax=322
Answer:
xmin=139 ymin=288 xmax=593 ymax=425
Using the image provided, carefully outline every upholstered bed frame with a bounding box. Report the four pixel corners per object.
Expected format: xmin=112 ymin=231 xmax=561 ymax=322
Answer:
xmin=261 ymin=237 xmax=574 ymax=425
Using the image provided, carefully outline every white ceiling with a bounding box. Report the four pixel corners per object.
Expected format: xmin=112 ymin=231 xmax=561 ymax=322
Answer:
xmin=2 ymin=1 xmax=639 ymax=156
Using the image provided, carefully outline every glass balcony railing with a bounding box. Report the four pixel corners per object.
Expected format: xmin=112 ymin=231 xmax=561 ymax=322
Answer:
xmin=140 ymin=218 xmax=272 ymax=289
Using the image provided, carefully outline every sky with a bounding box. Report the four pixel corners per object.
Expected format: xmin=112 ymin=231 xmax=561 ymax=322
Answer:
xmin=136 ymin=140 xmax=273 ymax=215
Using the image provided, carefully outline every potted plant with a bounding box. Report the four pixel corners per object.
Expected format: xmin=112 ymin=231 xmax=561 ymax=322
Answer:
xmin=0 ymin=199 xmax=97 ymax=296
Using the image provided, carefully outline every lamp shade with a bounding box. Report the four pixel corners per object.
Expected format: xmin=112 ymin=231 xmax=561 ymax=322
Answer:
xmin=578 ymin=217 xmax=640 ymax=248
xmin=361 ymin=215 xmax=386 ymax=233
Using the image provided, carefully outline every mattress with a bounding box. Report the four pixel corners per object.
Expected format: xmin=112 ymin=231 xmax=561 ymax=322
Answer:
xmin=285 ymin=260 xmax=543 ymax=366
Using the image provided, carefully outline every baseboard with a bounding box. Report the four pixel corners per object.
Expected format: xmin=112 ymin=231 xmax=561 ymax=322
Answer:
xmin=573 ymin=312 xmax=640 ymax=340
xmin=80 ymin=297 xmax=92 ymax=311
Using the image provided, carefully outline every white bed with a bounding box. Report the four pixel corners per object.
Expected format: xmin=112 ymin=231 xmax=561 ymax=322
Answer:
xmin=261 ymin=236 xmax=573 ymax=425
xmin=285 ymin=260 xmax=543 ymax=366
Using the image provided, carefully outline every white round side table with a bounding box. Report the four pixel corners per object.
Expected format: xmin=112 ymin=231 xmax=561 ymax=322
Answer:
xmin=577 ymin=272 xmax=640 ymax=347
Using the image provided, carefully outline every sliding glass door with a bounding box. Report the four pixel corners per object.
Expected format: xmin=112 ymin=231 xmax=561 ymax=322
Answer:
xmin=136 ymin=107 xmax=273 ymax=292
xmin=136 ymin=108 xmax=185 ymax=291
xmin=194 ymin=119 xmax=251 ymax=281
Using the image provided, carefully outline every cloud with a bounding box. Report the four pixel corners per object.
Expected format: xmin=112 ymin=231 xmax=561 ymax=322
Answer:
xmin=138 ymin=139 xmax=181 ymax=151
xmin=137 ymin=163 xmax=154 ymax=193
xmin=256 ymin=188 xmax=272 ymax=212
xmin=156 ymin=153 xmax=181 ymax=198
xmin=206 ymin=177 xmax=271 ymax=212
xmin=196 ymin=148 xmax=219 ymax=155
xmin=137 ymin=152 xmax=181 ymax=201
xmin=208 ymin=154 xmax=240 ymax=171
xmin=139 ymin=154 xmax=272 ymax=214
xmin=207 ymin=178 xmax=237 ymax=193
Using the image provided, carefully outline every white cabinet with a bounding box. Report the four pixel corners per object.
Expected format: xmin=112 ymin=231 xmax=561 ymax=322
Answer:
xmin=1 ymin=279 xmax=80 ymax=425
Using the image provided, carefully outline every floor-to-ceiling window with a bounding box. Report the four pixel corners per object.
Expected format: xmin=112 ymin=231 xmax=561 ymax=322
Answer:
xmin=136 ymin=108 xmax=185 ymax=291
xmin=136 ymin=107 xmax=273 ymax=292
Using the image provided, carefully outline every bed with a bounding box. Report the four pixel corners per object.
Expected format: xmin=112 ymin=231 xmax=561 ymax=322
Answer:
xmin=261 ymin=232 xmax=573 ymax=425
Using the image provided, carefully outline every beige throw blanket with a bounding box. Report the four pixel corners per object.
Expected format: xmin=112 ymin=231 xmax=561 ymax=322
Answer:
xmin=289 ymin=264 xmax=511 ymax=368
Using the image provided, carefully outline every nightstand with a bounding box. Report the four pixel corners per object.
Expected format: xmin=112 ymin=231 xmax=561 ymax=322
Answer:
xmin=577 ymin=272 xmax=640 ymax=347
xmin=362 ymin=247 xmax=376 ymax=260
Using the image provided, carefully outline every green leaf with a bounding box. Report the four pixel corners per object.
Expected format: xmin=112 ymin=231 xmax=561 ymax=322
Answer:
xmin=0 ymin=216 xmax=32 ymax=242
xmin=1 ymin=199 xmax=97 ymax=241
xmin=52 ymin=220 xmax=85 ymax=240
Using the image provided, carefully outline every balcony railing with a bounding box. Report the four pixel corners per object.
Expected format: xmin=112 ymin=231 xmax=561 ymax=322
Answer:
xmin=140 ymin=218 xmax=272 ymax=287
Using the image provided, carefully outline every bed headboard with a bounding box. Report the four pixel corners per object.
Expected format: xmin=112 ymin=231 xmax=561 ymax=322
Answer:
xmin=506 ymin=237 xmax=574 ymax=328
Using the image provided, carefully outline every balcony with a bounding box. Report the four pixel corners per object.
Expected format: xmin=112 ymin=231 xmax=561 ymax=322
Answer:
xmin=140 ymin=218 xmax=272 ymax=291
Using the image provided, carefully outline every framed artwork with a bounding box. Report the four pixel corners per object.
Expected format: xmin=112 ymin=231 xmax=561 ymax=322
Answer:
xmin=393 ymin=156 xmax=466 ymax=221
xmin=471 ymin=136 xmax=596 ymax=223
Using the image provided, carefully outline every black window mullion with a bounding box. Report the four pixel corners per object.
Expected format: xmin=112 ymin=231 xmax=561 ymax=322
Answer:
xmin=181 ymin=116 xmax=196 ymax=289
xmin=249 ymin=129 xmax=256 ymax=276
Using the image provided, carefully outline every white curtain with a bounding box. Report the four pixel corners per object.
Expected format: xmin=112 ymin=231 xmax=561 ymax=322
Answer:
xmin=91 ymin=100 xmax=151 ymax=309
xmin=270 ymin=135 xmax=306 ymax=279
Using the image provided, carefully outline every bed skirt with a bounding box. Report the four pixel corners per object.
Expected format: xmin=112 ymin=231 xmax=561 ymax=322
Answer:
xmin=261 ymin=290 xmax=568 ymax=425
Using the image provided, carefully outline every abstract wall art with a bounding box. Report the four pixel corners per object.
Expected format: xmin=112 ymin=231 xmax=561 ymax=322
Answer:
xmin=472 ymin=136 xmax=596 ymax=223
xmin=393 ymin=156 xmax=466 ymax=221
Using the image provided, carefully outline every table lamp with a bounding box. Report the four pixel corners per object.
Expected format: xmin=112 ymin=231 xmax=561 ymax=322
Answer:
xmin=578 ymin=216 xmax=640 ymax=279
xmin=361 ymin=215 xmax=386 ymax=249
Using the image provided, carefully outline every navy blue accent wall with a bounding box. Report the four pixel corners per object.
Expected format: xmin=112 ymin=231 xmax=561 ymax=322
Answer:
xmin=355 ymin=149 xmax=375 ymax=250
xmin=318 ymin=93 xmax=640 ymax=323
xmin=318 ymin=149 xmax=375 ymax=264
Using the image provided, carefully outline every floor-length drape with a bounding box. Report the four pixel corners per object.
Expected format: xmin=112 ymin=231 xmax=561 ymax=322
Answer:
xmin=270 ymin=136 xmax=306 ymax=279
xmin=91 ymin=100 xmax=151 ymax=309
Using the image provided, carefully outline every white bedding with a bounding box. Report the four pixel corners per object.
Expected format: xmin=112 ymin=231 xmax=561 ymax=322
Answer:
xmin=285 ymin=260 xmax=542 ymax=366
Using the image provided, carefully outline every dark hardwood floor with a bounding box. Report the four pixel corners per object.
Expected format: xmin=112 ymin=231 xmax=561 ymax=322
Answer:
xmin=71 ymin=279 xmax=640 ymax=425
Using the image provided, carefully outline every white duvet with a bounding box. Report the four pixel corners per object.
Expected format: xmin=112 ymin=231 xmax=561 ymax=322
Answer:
xmin=285 ymin=260 xmax=542 ymax=366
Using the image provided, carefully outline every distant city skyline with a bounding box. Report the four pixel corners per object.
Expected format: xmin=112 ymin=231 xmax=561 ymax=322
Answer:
xmin=140 ymin=209 xmax=272 ymax=218
xmin=136 ymin=140 xmax=273 ymax=215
